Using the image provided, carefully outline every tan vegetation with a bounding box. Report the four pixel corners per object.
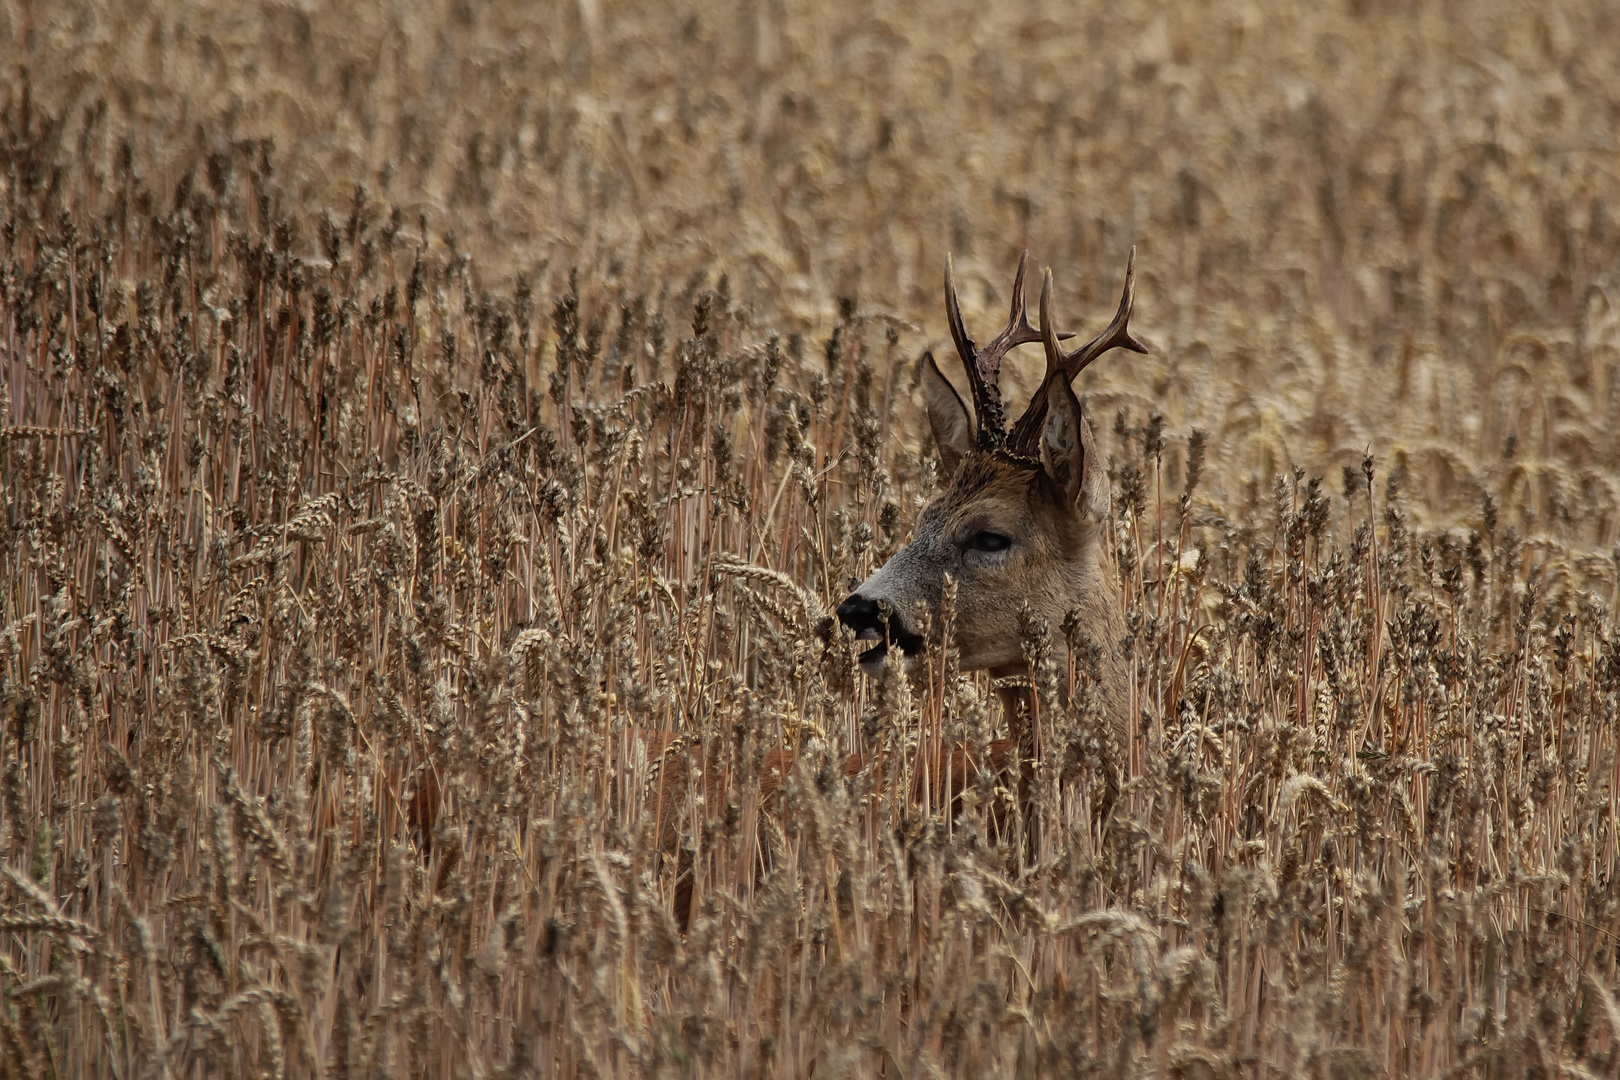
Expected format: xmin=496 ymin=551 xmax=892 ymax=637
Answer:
xmin=2 ymin=0 xmax=1620 ymax=1076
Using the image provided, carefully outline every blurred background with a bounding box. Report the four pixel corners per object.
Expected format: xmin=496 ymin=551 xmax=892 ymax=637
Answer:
xmin=7 ymin=0 xmax=1620 ymax=542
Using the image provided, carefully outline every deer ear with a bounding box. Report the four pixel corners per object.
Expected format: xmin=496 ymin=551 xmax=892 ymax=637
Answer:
xmin=1040 ymin=376 xmax=1086 ymax=508
xmin=922 ymin=351 xmax=973 ymax=478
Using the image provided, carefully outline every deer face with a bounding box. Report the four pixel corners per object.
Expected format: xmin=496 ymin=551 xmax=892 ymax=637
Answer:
xmin=837 ymin=252 xmax=1144 ymax=675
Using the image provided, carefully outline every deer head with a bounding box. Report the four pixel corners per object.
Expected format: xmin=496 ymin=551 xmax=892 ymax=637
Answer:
xmin=836 ymin=250 xmax=1145 ymax=680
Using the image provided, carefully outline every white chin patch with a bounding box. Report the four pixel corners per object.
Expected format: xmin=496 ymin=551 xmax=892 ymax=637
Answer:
xmin=857 ymin=652 xmax=890 ymax=676
xmin=857 ymin=644 xmax=918 ymax=677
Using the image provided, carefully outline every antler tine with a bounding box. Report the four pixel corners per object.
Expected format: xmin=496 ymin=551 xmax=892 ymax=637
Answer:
xmin=944 ymin=250 xmax=1049 ymax=447
xmin=997 ymin=250 xmax=1040 ymax=349
xmin=977 ymin=250 xmax=1044 ymax=369
xmin=943 ymin=252 xmax=997 ymax=441
xmin=943 ymin=252 xmax=976 ymax=378
xmin=1009 ymin=249 xmax=1148 ymax=455
xmin=1063 ymin=247 xmax=1147 ymax=378
xmin=1039 ymin=266 xmax=1064 ymax=381
xmin=1008 ymin=267 xmax=1073 ymax=455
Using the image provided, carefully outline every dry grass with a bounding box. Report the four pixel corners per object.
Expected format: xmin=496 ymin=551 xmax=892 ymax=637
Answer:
xmin=3 ymin=0 xmax=1620 ymax=1076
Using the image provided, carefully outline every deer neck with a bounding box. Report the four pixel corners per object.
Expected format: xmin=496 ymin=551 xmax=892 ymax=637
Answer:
xmin=984 ymin=547 xmax=1131 ymax=759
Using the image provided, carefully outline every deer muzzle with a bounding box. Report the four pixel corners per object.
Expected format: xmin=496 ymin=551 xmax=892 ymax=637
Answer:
xmin=836 ymin=592 xmax=926 ymax=671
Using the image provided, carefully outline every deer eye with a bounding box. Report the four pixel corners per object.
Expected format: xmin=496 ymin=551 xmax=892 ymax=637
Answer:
xmin=967 ymin=531 xmax=1012 ymax=553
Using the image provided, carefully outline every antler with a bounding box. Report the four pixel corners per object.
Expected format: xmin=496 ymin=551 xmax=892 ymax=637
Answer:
xmin=1008 ymin=248 xmax=1147 ymax=455
xmin=945 ymin=250 xmax=1045 ymax=448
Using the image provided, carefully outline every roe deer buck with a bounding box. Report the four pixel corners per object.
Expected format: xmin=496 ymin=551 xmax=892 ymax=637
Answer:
xmin=646 ymin=251 xmax=1143 ymax=926
xmin=836 ymin=249 xmax=1141 ymax=765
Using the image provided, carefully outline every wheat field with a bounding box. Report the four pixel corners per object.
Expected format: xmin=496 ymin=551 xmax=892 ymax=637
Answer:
xmin=2 ymin=0 xmax=1619 ymax=1076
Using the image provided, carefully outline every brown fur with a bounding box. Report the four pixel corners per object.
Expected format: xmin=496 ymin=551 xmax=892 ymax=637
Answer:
xmin=849 ymin=429 xmax=1130 ymax=759
xmin=652 ymin=261 xmax=1138 ymax=927
xmin=826 ymin=261 xmax=1137 ymax=876
xmin=844 ymin=255 xmax=1137 ymax=764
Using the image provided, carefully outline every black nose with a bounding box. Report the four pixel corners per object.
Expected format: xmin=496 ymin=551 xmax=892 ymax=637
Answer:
xmin=836 ymin=593 xmax=882 ymax=634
